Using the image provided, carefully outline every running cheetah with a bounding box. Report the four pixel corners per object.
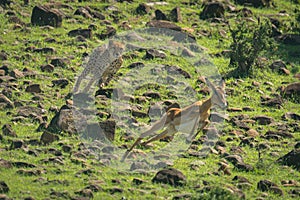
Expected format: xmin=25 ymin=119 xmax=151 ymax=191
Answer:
xmin=73 ymin=40 xmax=125 ymax=93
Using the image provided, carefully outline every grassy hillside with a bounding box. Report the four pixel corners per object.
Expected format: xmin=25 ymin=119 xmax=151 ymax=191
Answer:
xmin=0 ymin=0 xmax=299 ymax=199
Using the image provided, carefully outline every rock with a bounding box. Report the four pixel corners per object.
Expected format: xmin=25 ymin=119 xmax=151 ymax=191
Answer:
xmin=25 ymin=84 xmax=42 ymax=93
xmin=135 ymin=3 xmax=151 ymax=15
xmin=0 ymin=194 xmax=11 ymax=200
xmin=74 ymin=7 xmax=92 ymax=19
xmin=143 ymin=91 xmax=161 ymax=99
xmin=152 ymin=168 xmax=186 ymax=186
xmin=235 ymin=162 xmax=254 ymax=171
xmin=31 ymin=5 xmax=62 ymax=27
xmin=40 ymin=64 xmax=55 ymax=72
xmin=169 ymin=7 xmax=182 ymax=22
xmin=277 ymin=149 xmax=300 ymax=170
xmin=200 ymin=2 xmax=225 ymax=20
xmin=246 ymin=129 xmax=259 ymax=137
xmin=52 ymin=78 xmax=69 ymax=88
xmin=0 ymin=52 xmax=8 ymax=61
xmin=173 ymin=193 xmax=192 ymax=200
xmin=108 ymin=187 xmax=123 ymax=194
xmin=130 ymin=161 xmax=150 ymax=171
xmin=0 ymin=0 xmax=12 ymax=6
xmin=282 ymin=112 xmax=300 ymax=121
xmin=17 ymin=106 xmax=46 ymax=120
xmin=17 ymin=169 xmax=41 ymax=176
xmin=235 ymin=0 xmax=271 ymax=7
xmin=96 ymin=26 xmax=116 ymax=40
xmin=0 ymin=159 xmax=12 ymax=169
xmin=257 ymin=179 xmax=278 ymax=191
xmin=269 ymin=60 xmax=286 ymax=71
xmin=68 ymin=28 xmax=92 ymax=39
xmin=22 ymin=68 xmax=37 ymax=78
xmin=50 ymin=189 xmax=71 ymax=199
xmin=40 ymin=131 xmax=59 ymax=144
xmin=163 ymin=65 xmax=191 ymax=78
xmin=277 ymin=34 xmax=300 ymax=45
xmin=281 ymin=82 xmax=300 ymax=102
xmin=251 ymin=115 xmax=274 ymax=125
xmin=257 ymin=180 xmax=283 ymax=195
xmin=2 ymin=124 xmax=17 ymax=137
xmin=50 ymin=58 xmax=68 ymax=68
xmin=289 ymin=189 xmax=300 ymax=197
xmin=47 ymin=105 xmax=76 ymax=134
xmin=261 ymin=97 xmax=283 ymax=108
xmin=279 ymin=67 xmax=290 ymax=75
xmin=145 ymin=49 xmax=166 ymax=60
xmin=225 ymin=154 xmax=253 ymax=171
xmin=10 ymin=69 xmax=24 ymax=78
xmin=132 ymin=178 xmax=146 ymax=185
xmin=97 ymin=119 xmax=116 ymax=141
xmin=155 ymin=9 xmax=167 ymax=20
xmin=146 ymin=20 xmax=181 ymax=31
xmin=62 ymin=145 xmax=72 ymax=152
xmin=0 ymin=94 xmax=14 ymax=108
xmin=33 ymin=47 xmax=55 ymax=54
xmin=0 ymin=75 xmax=16 ymax=83
xmin=233 ymin=175 xmax=251 ymax=184
xmin=230 ymin=119 xmax=250 ymax=130
xmin=10 ymin=140 xmax=24 ymax=149
xmin=75 ymin=189 xmax=93 ymax=198
xmin=264 ymin=130 xmax=293 ymax=140
xmin=0 ymin=181 xmax=9 ymax=193
xmin=84 ymin=184 xmax=102 ymax=192
xmin=227 ymin=107 xmax=243 ymax=112
xmin=132 ymin=109 xmax=147 ymax=118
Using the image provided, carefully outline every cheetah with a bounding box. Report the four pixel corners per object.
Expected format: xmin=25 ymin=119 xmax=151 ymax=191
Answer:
xmin=73 ymin=40 xmax=125 ymax=93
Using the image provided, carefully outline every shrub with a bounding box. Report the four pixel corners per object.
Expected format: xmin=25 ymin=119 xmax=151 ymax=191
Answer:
xmin=228 ymin=17 xmax=275 ymax=77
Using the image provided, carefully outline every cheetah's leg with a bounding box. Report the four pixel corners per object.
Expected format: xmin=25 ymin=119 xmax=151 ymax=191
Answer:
xmin=82 ymin=74 xmax=97 ymax=93
xmin=73 ymin=73 xmax=85 ymax=93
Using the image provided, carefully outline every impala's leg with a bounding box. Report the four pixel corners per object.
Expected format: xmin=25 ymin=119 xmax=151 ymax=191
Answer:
xmin=121 ymin=113 xmax=170 ymax=161
xmin=187 ymin=118 xmax=209 ymax=143
xmin=121 ymin=137 xmax=142 ymax=162
xmin=186 ymin=116 xmax=199 ymax=142
xmin=141 ymin=125 xmax=177 ymax=146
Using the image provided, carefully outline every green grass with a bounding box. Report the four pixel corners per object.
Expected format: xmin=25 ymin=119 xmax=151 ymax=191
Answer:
xmin=0 ymin=0 xmax=300 ymax=199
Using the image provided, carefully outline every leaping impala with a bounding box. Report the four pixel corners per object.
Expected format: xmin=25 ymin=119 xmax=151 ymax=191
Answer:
xmin=121 ymin=77 xmax=227 ymax=161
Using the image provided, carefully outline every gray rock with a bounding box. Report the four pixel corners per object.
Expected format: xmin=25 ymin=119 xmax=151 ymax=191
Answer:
xmin=31 ymin=5 xmax=62 ymax=27
xmin=152 ymin=168 xmax=186 ymax=186
xmin=2 ymin=124 xmax=17 ymax=137
xmin=0 ymin=181 xmax=9 ymax=193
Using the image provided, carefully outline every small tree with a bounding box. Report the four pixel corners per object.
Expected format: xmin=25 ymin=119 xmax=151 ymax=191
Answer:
xmin=228 ymin=17 xmax=275 ymax=76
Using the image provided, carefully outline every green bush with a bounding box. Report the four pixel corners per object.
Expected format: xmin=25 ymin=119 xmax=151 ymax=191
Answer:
xmin=228 ymin=17 xmax=275 ymax=77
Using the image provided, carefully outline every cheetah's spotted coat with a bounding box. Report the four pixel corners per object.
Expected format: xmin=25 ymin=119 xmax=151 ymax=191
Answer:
xmin=74 ymin=40 xmax=125 ymax=93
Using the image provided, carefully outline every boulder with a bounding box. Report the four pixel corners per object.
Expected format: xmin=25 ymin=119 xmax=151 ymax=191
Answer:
xmin=68 ymin=28 xmax=92 ymax=39
xmin=234 ymin=0 xmax=271 ymax=7
xmin=152 ymin=168 xmax=186 ymax=186
xmin=31 ymin=5 xmax=62 ymax=27
xmin=200 ymin=2 xmax=225 ymax=20
xmin=281 ymin=82 xmax=300 ymax=102
xmin=169 ymin=7 xmax=182 ymax=22
xmin=135 ymin=3 xmax=151 ymax=15
xmin=277 ymin=149 xmax=300 ymax=170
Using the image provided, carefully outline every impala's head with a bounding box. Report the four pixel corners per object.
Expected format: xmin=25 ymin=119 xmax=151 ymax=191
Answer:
xmin=205 ymin=77 xmax=227 ymax=110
